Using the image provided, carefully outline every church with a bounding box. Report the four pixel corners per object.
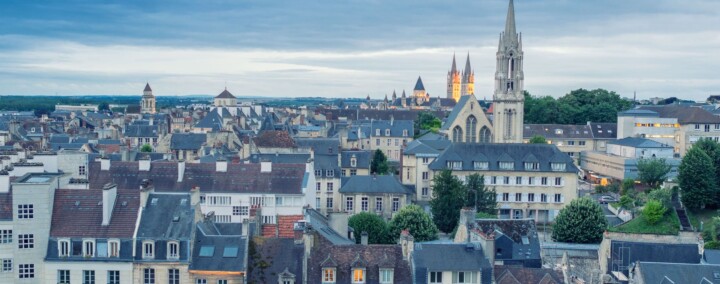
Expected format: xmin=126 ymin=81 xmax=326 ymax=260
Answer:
xmin=442 ymin=0 xmax=525 ymax=144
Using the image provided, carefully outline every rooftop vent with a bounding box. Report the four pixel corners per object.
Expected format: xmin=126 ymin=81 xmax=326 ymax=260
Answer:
xmin=150 ymin=198 xmax=158 ymax=206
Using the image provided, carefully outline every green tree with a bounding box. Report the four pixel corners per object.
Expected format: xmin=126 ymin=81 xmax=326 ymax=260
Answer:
xmin=636 ymin=158 xmax=671 ymax=188
xmin=140 ymin=144 xmax=153 ymax=152
xmin=524 ymin=88 xmax=632 ymax=124
xmin=414 ymin=111 xmax=442 ymax=135
xmin=679 ymin=146 xmax=718 ymax=209
xmin=528 ymin=135 xmax=547 ymax=144
xmin=642 ymin=200 xmax=667 ymax=225
xmin=348 ymin=212 xmax=392 ymax=244
xmin=621 ymin=179 xmax=636 ymax=196
xmin=702 ymin=217 xmax=720 ymax=244
xmin=465 ymin=173 xmax=497 ymax=215
xmin=98 ymin=102 xmax=110 ymax=111
xmin=430 ymin=170 xmax=467 ymax=233
xmin=370 ymin=149 xmax=389 ymax=175
xmin=694 ymin=138 xmax=720 ymax=190
xmin=618 ymin=195 xmax=635 ymax=210
xmin=552 ymin=198 xmax=608 ymax=243
xmin=646 ymin=188 xmax=672 ymax=208
xmin=389 ymin=205 xmax=438 ymax=242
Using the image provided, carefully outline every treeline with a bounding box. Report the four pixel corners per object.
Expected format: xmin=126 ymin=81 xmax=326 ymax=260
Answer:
xmin=523 ymin=88 xmax=633 ymax=124
xmin=0 ymin=96 xmax=204 ymax=116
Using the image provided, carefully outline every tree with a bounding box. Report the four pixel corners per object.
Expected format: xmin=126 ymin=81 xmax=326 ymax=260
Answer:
xmin=370 ymin=149 xmax=389 ymax=175
xmin=552 ymin=198 xmax=608 ymax=243
xmin=528 ymin=135 xmax=547 ymax=144
xmin=98 ymin=102 xmax=110 ymax=111
xmin=694 ymin=138 xmax=720 ymax=190
xmin=414 ymin=111 xmax=442 ymax=135
xmin=642 ymin=200 xmax=667 ymax=225
xmin=636 ymin=158 xmax=671 ymax=188
xmin=465 ymin=173 xmax=497 ymax=215
xmin=646 ymin=188 xmax=672 ymax=208
xmin=348 ymin=212 xmax=393 ymax=244
xmin=618 ymin=195 xmax=635 ymax=210
xmin=679 ymin=146 xmax=718 ymax=209
xmin=389 ymin=205 xmax=438 ymax=242
xmin=524 ymin=88 xmax=632 ymax=124
xmin=621 ymin=179 xmax=635 ymax=196
xmin=430 ymin=170 xmax=467 ymax=233
xmin=140 ymin=144 xmax=153 ymax=152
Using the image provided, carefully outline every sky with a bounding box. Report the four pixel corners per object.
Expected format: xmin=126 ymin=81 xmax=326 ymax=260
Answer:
xmin=0 ymin=0 xmax=718 ymax=100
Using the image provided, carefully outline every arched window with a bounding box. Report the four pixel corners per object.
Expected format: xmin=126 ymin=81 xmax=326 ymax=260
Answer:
xmin=452 ymin=126 xmax=463 ymax=142
xmin=465 ymin=116 xmax=477 ymax=143
xmin=480 ymin=126 xmax=491 ymax=143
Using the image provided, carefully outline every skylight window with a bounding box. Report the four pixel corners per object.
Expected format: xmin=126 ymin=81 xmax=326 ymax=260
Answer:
xmin=223 ymin=246 xmax=239 ymax=257
xmin=199 ymin=246 xmax=214 ymax=257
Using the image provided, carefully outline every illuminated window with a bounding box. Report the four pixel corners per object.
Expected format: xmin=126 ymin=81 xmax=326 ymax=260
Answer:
xmin=322 ymin=268 xmax=336 ymax=284
xmin=352 ymin=268 xmax=366 ymax=283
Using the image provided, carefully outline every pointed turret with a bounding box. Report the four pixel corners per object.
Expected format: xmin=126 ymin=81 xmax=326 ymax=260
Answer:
xmin=463 ymin=53 xmax=472 ymax=77
xmin=450 ymin=53 xmax=457 ymax=73
xmin=401 ymin=90 xmax=406 ymax=98
xmin=144 ymin=83 xmax=152 ymax=92
xmin=384 ymin=94 xmax=389 ymax=103
xmin=392 ymin=90 xmax=397 ymax=100
xmin=505 ymin=0 xmax=517 ymax=39
xmin=414 ymin=77 xmax=425 ymax=91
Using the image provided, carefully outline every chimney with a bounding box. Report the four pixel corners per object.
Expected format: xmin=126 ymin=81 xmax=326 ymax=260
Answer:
xmin=260 ymin=161 xmax=272 ymax=173
xmin=361 ymin=231 xmax=368 ymax=245
xmin=478 ymin=229 xmax=496 ymax=266
xmin=0 ymin=170 xmax=9 ymax=193
xmin=102 ymin=183 xmax=118 ymax=226
xmin=177 ymin=160 xmax=186 ymax=182
xmin=100 ymin=156 xmax=111 ymax=171
xmin=139 ymin=179 xmax=154 ymax=208
xmin=139 ymin=156 xmax=151 ymax=171
xmin=400 ymin=230 xmax=414 ymax=261
xmin=190 ymin=186 xmax=200 ymax=206
xmin=216 ymin=157 xmax=227 ymax=172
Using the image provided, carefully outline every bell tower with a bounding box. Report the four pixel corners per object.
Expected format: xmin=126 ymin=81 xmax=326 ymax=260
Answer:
xmin=141 ymin=83 xmax=156 ymax=114
xmin=492 ymin=0 xmax=524 ymax=143
xmin=447 ymin=54 xmax=461 ymax=102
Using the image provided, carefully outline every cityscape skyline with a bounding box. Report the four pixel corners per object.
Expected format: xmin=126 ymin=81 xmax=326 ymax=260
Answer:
xmin=0 ymin=0 xmax=718 ymax=100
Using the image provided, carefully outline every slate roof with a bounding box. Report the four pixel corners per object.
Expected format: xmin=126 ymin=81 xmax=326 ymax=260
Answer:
xmin=170 ymin=133 xmax=207 ymax=150
xmin=470 ymin=219 xmax=541 ymax=267
xmin=494 ymin=266 xmax=564 ymax=284
xmin=706 ymin=249 xmax=720 ymax=265
xmin=414 ymin=76 xmax=425 ymax=91
xmin=215 ymin=89 xmax=237 ymax=99
xmin=248 ymin=237 xmax=304 ymax=284
xmin=295 ymin=138 xmax=341 ymax=155
xmin=144 ymin=83 xmax=152 ymax=92
xmin=339 ymin=175 xmax=411 ymax=195
xmin=305 ymin=208 xmax=354 ymax=245
xmin=89 ymin=161 xmax=307 ymax=194
xmin=412 ymin=243 xmax=492 ymax=284
xmin=356 ymin=119 xmax=414 ymax=137
xmin=136 ymin=193 xmax=194 ymax=239
xmin=429 ymin=143 xmax=577 ymax=173
xmin=639 ymin=105 xmax=720 ymax=124
xmin=124 ymin=124 xmax=159 ymax=138
xmin=608 ymin=137 xmax=671 ymax=148
xmin=607 ymin=240 xmax=701 ymax=277
xmin=249 ymin=153 xmax=310 ymax=164
xmin=316 ymin=108 xmax=448 ymax=123
xmin=587 ymin=122 xmax=617 ymax=139
xmin=403 ymin=139 xmax=451 ymax=155
xmin=190 ymin=221 xmax=246 ymax=272
xmin=252 ymin=130 xmax=296 ymax=148
xmin=634 ymin=262 xmax=720 ymax=284
xmin=50 ymin=188 xmax=140 ymax=238
xmin=523 ymin=124 xmax=594 ymax=139
xmin=194 ymin=110 xmax=224 ymax=131
xmin=340 ymin=150 xmax=371 ymax=168
xmin=314 ymin=155 xmax=340 ymax=177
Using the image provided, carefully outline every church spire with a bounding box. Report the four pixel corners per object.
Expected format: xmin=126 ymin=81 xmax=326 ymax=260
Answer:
xmin=463 ymin=52 xmax=472 ymax=77
xmin=505 ymin=0 xmax=517 ymax=39
xmin=450 ymin=53 xmax=457 ymax=73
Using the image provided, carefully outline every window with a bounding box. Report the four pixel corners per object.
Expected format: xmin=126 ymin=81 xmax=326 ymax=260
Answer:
xmin=109 ymin=240 xmax=120 ymax=257
xmin=2 ymin=259 xmax=11 ymax=272
xmin=446 ymin=161 xmax=462 ymax=170
xmin=380 ymin=268 xmax=394 ymax=284
xmin=516 ymin=176 xmax=522 ymax=185
xmin=454 ymin=271 xmax=477 ymax=283
xmin=422 ymin=157 xmax=430 ymax=164
xmin=376 ymin=139 xmax=380 ymax=146
xmin=59 ymin=239 xmax=70 ymax=257
xmin=315 ymin=170 xmax=322 ymax=177
xmin=429 ymin=271 xmax=443 ymax=283
xmin=326 ymin=197 xmax=333 ymax=209
xmin=528 ymin=177 xmax=535 ymax=185
xmin=17 ymin=204 xmax=34 ymax=219
xmin=108 ymin=271 xmax=120 ymax=284
xmin=452 ymin=126 xmax=463 ymax=142
xmin=207 ymin=196 xmax=231 ymax=205
xmin=58 ymin=270 xmax=71 ymax=284
xmin=361 ymin=197 xmax=369 ymax=212
xmin=567 ymin=140 xmax=575 ymax=146
xmin=551 ymin=163 xmax=566 ymax=171
xmin=261 ymin=215 xmax=276 ymax=224
xmin=421 ymin=187 xmax=429 ymax=197
xmin=79 ymin=165 xmax=86 ymax=175
xmin=403 ymin=129 xmax=408 ymax=137
xmin=84 ymin=239 xmax=95 ymax=257
xmin=541 ymin=194 xmax=548 ymax=203
xmin=196 ymin=279 xmax=207 ymax=284
xmin=316 ymin=182 xmax=321 ymax=192
xmin=465 ymin=116 xmax=477 ymax=142
xmin=233 ymin=206 xmax=249 ymax=216
xmin=327 ymin=182 xmax=334 ymax=192
xmin=395 ymin=139 xmax=399 ymax=146
xmin=695 ymin=124 xmax=701 ymax=130
xmin=555 ymin=194 xmax=562 ymax=203
xmin=352 ymin=268 xmax=366 ymax=283
xmin=524 ymin=162 xmax=540 ymax=171
xmin=528 ymin=193 xmax=535 ymax=202
xmin=392 ymin=198 xmax=400 ymax=212
xmin=19 ymin=264 xmax=34 ymax=279
xmin=554 ymin=177 xmax=562 ymax=186
xmin=515 ymin=193 xmax=522 ymax=202
xmin=316 ymin=198 xmax=321 ymax=208
xmin=350 ymin=169 xmax=357 ymax=176
xmin=385 ymin=129 xmax=390 ymax=136
xmin=706 ymin=124 xmax=711 ymax=132
xmin=323 ymin=268 xmax=336 ymax=283
xmin=143 ymin=241 xmax=154 ymax=259
xmin=473 ymin=161 xmax=489 ymax=170
xmin=375 ymin=197 xmax=383 ymax=212
xmin=168 ymin=242 xmax=179 ymax=260
xmin=169 ymin=269 xmax=180 ymax=284
xmin=579 ymin=140 xmax=586 ymax=146
xmin=83 ymin=270 xmax=95 ymax=284
xmin=342 ymin=169 xmax=347 ymax=176
xmin=502 ymin=193 xmax=509 ymax=202
xmin=327 ymin=170 xmax=334 ymax=177
xmin=499 ymin=162 xmax=514 ymax=170
xmin=503 ymin=176 xmax=510 ymax=185
xmin=200 ymin=195 xmax=206 ymax=204
xmin=541 ymin=177 xmax=548 ymax=186
xmin=18 ymin=234 xmax=33 ymax=249
xmin=217 ymin=280 xmax=227 ymax=284
xmin=422 ymin=172 xmax=429 ymax=180
xmin=144 ymin=268 xmax=155 ymax=284
xmin=346 ymin=197 xmax=354 ymax=212
xmin=387 ymin=138 xmax=391 ymax=146
xmin=0 ymin=230 xmax=11 ymax=243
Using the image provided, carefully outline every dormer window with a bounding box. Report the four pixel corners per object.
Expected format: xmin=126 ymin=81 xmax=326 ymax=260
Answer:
xmin=554 ymin=129 xmax=563 ymax=135
xmin=58 ymin=239 xmax=70 ymax=257
xmin=385 ymin=129 xmax=390 ymax=136
xmin=322 ymin=268 xmax=336 ymax=284
xmin=352 ymin=268 xmax=366 ymax=284
xmin=380 ymin=268 xmax=394 ymax=284
xmin=108 ymin=239 xmax=120 ymax=258
xmin=375 ymin=129 xmax=380 ymax=136
xmin=446 ymin=161 xmax=462 ymax=170
xmin=83 ymin=239 xmax=95 ymax=257
xmin=168 ymin=241 xmax=179 ymax=260
xmin=499 ymin=162 xmax=514 ymax=170
xmin=402 ymin=129 xmax=408 ymax=137
xmin=142 ymin=241 xmax=154 ymax=259
xmin=326 ymin=170 xmax=334 ymax=177
xmin=524 ymin=162 xmax=540 ymax=171
xmin=351 ymin=156 xmax=357 ymax=167
xmin=551 ymin=163 xmax=566 ymax=171
xmin=473 ymin=161 xmax=489 ymax=170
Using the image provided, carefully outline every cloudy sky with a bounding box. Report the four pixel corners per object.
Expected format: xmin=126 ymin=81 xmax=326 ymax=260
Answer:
xmin=0 ymin=0 xmax=718 ymax=100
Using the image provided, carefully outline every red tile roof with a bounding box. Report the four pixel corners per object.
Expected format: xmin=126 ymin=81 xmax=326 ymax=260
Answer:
xmin=50 ymin=188 xmax=140 ymax=238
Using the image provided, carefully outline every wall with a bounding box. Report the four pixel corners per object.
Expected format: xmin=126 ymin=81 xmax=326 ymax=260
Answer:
xmin=44 ymin=261 xmax=133 ymax=284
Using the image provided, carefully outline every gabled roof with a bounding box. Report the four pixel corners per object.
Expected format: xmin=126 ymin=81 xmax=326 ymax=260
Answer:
xmin=404 ymin=139 xmax=452 ymax=155
xmin=305 ymin=208 xmax=354 ymax=245
xmin=470 ymin=219 xmax=540 ymax=263
xmin=494 ymin=266 xmax=564 ymax=284
xmin=194 ymin=110 xmax=224 ymax=131
xmin=190 ymin=221 xmax=246 ymax=272
xmin=136 ymin=193 xmax=194 ymax=239
xmin=124 ymin=124 xmax=159 ymax=138
xmin=429 ymin=143 xmax=577 ymax=173
xmin=523 ymin=124 xmax=594 ymax=139
xmin=442 ymin=94 xmax=480 ymax=130
xmin=634 ymin=262 xmax=720 ymax=284
xmin=252 ymin=130 xmax=296 ymax=148
xmin=295 ymin=138 xmax=341 ymax=155
xmin=170 ymin=133 xmax=207 ymax=150
xmin=639 ymin=105 xmax=720 ymax=124
xmin=413 ymin=243 xmax=493 ymax=284
xmin=414 ymin=76 xmax=425 ymax=91
xmin=339 ymin=175 xmax=411 ymax=195
xmin=340 ymin=150 xmax=371 ymax=168
xmin=215 ymin=89 xmax=236 ymax=99
xmin=50 ymin=188 xmax=140 ymax=238
xmin=248 ymin=237 xmax=304 ymax=283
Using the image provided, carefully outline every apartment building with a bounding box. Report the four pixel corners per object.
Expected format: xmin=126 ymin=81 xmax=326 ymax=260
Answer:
xmin=401 ymin=139 xmax=452 ymax=205
xmin=581 ymin=137 xmax=680 ymax=181
xmin=342 ymin=119 xmax=413 ymax=161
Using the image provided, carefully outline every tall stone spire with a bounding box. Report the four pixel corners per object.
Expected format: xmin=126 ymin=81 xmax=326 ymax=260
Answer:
xmin=493 ymin=0 xmax=524 ymax=144
xmin=505 ymin=0 xmax=517 ymax=40
xmin=463 ymin=52 xmax=472 ymax=77
xmin=450 ymin=53 xmax=458 ymax=74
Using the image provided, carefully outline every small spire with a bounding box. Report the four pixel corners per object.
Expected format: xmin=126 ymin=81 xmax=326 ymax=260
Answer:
xmin=450 ymin=53 xmax=457 ymax=73
xmin=144 ymin=82 xmax=152 ymax=92
xmin=505 ymin=0 xmax=517 ymax=38
xmin=464 ymin=52 xmax=472 ymax=76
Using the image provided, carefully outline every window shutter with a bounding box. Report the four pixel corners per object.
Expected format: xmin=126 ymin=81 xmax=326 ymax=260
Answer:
xmin=496 ymin=194 xmax=502 ymax=202
xmin=561 ymin=195 xmax=565 ymax=203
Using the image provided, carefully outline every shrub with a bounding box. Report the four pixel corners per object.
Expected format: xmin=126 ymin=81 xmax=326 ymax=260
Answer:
xmin=643 ymin=200 xmax=667 ymax=225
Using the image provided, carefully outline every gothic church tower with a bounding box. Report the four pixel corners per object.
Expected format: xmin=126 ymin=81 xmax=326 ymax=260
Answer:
xmin=446 ymin=54 xmax=461 ymax=102
xmin=492 ymin=0 xmax=524 ymax=143
xmin=461 ymin=53 xmax=474 ymax=97
xmin=141 ymin=83 xmax=156 ymax=114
